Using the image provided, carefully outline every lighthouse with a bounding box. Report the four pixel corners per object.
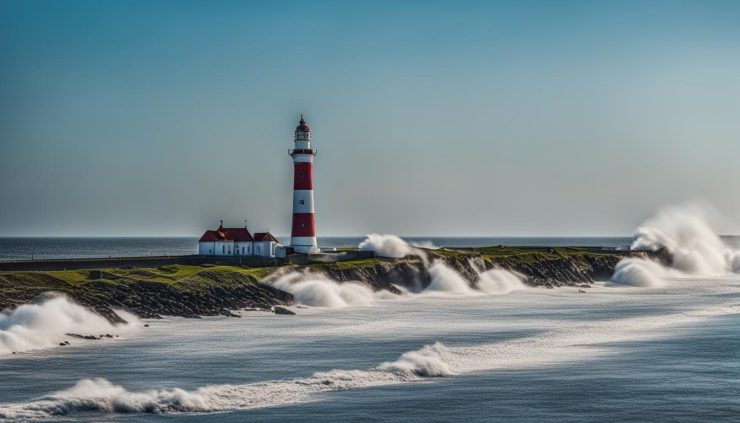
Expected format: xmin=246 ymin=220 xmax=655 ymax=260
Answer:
xmin=289 ymin=115 xmax=319 ymax=253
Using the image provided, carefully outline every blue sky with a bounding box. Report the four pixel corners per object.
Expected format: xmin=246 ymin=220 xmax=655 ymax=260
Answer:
xmin=1 ymin=0 xmax=740 ymax=236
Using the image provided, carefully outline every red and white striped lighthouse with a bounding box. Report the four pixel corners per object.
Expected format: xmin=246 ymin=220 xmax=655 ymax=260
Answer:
xmin=289 ymin=115 xmax=319 ymax=253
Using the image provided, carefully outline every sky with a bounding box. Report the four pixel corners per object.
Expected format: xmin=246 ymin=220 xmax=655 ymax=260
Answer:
xmin=1 ymin=0 xmax=740 ymax=237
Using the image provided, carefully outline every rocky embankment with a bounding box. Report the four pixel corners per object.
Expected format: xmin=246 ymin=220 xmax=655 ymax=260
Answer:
xmin=279 ymin=247 xmax=661 ymax=292
xmin=0 ymin=266 xmax=292 ymax=323
xmin=0 ymin=248 xmax=659 ymax=322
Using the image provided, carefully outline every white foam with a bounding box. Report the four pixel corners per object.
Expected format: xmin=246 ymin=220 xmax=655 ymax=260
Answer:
xmin=4 ymin=298 xmax=737 ymax=420
xmin=631 ymin=203 xmax=736 ymax=275
xmin=0 ymin=296 xmax=139 ymax=355
xmin=358 ymin=234 xmax=416 ymax=258
xmin=423 ymin=262 xmax=475 ymax=295
xmin=612 ymin=202 xmax=740 ymax=287
xmin=270 ymin=273 xmax=377 ymax=308
xmin=0 ymin=343 xmax=448 ymax=420
xmin=378 ymin=342 xmax=453 ymax=376
xmin=476 ymin=269 xmax=527 ymax=294
xmin=609 ymin=258 xmax=669 ymax=288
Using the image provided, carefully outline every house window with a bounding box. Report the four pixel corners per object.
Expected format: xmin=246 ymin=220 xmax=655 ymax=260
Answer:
xmin=241 ymin=246 xmax=245 ymax=255
xmin=222 ymin=246 xmax=225 ymax=254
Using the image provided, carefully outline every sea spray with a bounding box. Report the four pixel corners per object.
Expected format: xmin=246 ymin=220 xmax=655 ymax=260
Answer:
xmin=610 ymin=258 xmax=669 ymax=288
xmin=358 ymin=234 xmax=416 ymax=258
xmin=424 ymin=261 xmax=476 ymax=294
xmin=631 ymin=203 xmax=737 ymax=274
xmin=270 ymin=273 xmax=377 ymax=307
xmin=611 ymin=202 xmax=740 ymax=287
xmin=378 ymin=342 xmax=453 ymax=376
xmin=476 ymin=268 xmax=527 ymax=294
xmin=0 ymin=295 xmax=139 ymax=355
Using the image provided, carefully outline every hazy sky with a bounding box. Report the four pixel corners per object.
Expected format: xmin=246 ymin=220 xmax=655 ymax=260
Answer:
xmin=2 ymin=0 xmax=740 ymax=237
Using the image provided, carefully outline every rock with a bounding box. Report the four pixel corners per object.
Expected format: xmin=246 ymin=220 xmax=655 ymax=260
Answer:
xmin=273 ymin=306 xmax=295 ymax=315
xmin=59 ymin=342 xmax=66 ymax=346
xmin=220 ymin=309 xmax=241 ymax=318
xmin=144 ymin=324 xmax=149 ymax=327
xmin=578 ymin=289 xmax=587 ymax=293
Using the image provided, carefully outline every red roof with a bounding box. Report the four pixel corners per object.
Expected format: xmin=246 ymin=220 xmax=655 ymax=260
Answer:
xmin=199 ymin=227 xmax=253 ymax=242
xmin=253 ymin=232 xmax=279 ymax=242
xmin=296 ymin=115 xmax=310 ymax=131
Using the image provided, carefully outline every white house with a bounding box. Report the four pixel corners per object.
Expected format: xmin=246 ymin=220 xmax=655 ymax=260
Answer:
xmin=198 ymin=222 xmax=282 ymax=258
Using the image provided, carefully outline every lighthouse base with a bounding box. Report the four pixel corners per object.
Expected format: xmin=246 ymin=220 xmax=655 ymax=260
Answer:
xmin=291 ymin=237 xmax=319 ymax=254
xmin=292 ymin=245 xmax=320 ymax=254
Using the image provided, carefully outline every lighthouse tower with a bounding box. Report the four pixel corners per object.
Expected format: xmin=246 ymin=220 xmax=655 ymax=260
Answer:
xmin=289 ymin=115 xmax=319 ymax=253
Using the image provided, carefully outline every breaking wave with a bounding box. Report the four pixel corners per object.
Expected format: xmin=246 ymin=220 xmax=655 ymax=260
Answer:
xmin=610 ymin=258 xmax=669 ymax=288
xmin=270 ymin=273 xmax=376 ymax=308
xmin=268 ymin=260 xmax=527 ymax=308
xmin=3 ymin=299 xmax=737 ymax=420
xmin=358 ymin=234 xmax=417 ymax=258
xmin=424 ymin=262 xmax=476 ymax=294
xmin=611 ymin=202 xmax=740 ymax=287
xmin=0 ymin=342 xmax=452 ymax=420
xmin=0 ymin=296 xmax=139 ymax=355
xmin=476 ymin=269 xmax=527 ymax=294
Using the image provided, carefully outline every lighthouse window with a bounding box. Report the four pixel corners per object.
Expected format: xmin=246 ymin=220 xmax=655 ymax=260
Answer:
xmin=299 ymin=172 xmax=304 ymax=177
xmin=301 ymin=222 xmax=305 ymax=228
xmin=300 ymin=199 xmax=305 ymax=205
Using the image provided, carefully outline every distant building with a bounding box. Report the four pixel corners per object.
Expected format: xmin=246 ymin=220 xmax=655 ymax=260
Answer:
xmin=198 ymin=221 xmax=281 ymax=257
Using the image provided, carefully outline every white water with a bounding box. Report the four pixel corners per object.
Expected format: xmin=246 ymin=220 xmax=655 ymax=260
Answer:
xmin=611 ymin=203 xmax=740 ymax=287
xmin=2 ymin=208 xmax=739 ymax=420
xmin=358 ymin=234 xmax=417 ymax=258
xmin=270 ymin=273 xmax=378 ymax=308
xmin=0 ymin=296 xmax=139 ymax=355
xmin=2 ymin=276 xmax=737 ymax=420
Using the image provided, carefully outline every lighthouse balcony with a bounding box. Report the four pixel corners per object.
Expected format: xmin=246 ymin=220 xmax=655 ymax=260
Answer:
xmin=289 ymin=148 xmax=316 ymax=156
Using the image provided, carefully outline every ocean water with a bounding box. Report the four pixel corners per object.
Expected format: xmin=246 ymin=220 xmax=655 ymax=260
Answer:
xmin=1 ymin=275 xmax=738 ymax=422
xmin=0 ymin=237 xmax=635 ymax=261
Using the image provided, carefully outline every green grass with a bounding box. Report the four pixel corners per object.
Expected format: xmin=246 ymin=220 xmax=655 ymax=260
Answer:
xmin=0 ymin=264 xmax=281 ymax=295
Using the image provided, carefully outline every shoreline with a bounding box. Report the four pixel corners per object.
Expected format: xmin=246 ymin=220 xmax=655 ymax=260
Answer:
xmin=0 ymin=246 xmax=660 ymax=323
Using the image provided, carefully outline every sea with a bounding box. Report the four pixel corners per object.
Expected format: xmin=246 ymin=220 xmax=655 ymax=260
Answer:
xmin=0 ymin=237 xmax=635 ymax=261
xmin=0 ymin=237 xmax=739 ymax=422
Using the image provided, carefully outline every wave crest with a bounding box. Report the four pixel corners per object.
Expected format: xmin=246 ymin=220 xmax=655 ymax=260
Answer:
xmin=0 ymin=343 xmax=453 ymax=420
xmin=0 ymin=296 xmax=138 ymax=355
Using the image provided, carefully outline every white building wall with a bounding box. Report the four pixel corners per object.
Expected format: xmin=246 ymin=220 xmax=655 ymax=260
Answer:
xmin=198 ymin=242 xmax=215 ymax=255
xmin=235 ymin=242 xmax=252 ymax=256
xmin=214 ymin=241 xmax=236 ymax=256
xmin=253 ymin=241 xmax=281 ymax=257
